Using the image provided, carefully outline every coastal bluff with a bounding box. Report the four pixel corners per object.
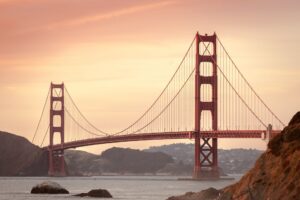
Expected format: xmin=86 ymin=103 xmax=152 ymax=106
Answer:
xmin=168 ymin=112 xmax=300 ymax=200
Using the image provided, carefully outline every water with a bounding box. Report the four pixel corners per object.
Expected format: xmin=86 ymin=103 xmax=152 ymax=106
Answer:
xmin=0 ymin=175 xmax=241 ymax=200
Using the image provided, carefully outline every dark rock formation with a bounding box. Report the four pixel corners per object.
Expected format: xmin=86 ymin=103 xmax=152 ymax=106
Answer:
xmin=31 ymin=181 xmax=69 ymax=194
xmin=0 ymin=131 xmax=48 ymax=176
xmin=74 ymin=189 xmax=112 ymax=198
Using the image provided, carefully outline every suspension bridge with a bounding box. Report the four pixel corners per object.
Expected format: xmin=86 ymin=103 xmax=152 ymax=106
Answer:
xmin=32 ymin=32 xmax=285 ymax=179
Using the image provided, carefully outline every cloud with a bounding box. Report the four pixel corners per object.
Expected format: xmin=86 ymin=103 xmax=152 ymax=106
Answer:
xmin=38 ymin=0 xmax=176 ymax=31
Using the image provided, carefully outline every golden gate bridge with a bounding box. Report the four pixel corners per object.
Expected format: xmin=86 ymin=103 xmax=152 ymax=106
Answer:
xmin=32 ymin=32 xmax=285 ymax=179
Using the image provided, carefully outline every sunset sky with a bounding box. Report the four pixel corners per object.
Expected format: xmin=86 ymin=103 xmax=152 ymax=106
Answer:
xmin=0 ymin=0 xmax=299 ymax=153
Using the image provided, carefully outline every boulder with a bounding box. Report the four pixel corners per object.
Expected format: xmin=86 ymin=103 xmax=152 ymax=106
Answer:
xmin=31 ymin=181 xmax=69 ymax=194
xmin=74 ymin=189 xmax=112 ymax=198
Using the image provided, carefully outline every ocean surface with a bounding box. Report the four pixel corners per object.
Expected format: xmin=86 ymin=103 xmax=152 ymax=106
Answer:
xmin=0 ymin=175 xmax=242 ymax=200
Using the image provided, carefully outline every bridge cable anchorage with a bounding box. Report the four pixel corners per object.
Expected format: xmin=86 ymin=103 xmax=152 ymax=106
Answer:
xmin=64 ymin=86 xmax=110 ymax=136
xmin=216 ymin=36 xmax=285 ymax=127
xmin=111 ymin=37 xmax=196 ymax=136
xmin=32 ymin=86 xmax=50 ymax=143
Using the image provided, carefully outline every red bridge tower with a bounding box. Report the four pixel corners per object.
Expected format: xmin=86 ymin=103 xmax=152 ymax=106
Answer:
xmin=48 ymin=83 xmax=66 ymax=176
xmin=194 ymin=33 xmax=219 ymax=179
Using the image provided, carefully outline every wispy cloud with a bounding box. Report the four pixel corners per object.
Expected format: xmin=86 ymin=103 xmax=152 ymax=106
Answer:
xmin=42 ymin=0 xmax=176 ymax=30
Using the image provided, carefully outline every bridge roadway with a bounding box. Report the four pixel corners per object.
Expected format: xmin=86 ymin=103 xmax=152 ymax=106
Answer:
xmin=47 ymin=130 xmax=281 ymax=151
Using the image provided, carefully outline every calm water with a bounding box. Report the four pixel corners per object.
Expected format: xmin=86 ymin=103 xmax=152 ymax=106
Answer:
xmin=0 ymin=175 xmax=241 ymax=200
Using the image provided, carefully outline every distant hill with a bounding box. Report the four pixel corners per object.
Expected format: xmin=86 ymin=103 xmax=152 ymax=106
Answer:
xmin=0 ymin=131 xmax=48 ymax=176
xmin=146 ymin=143 xmax=263 ymax=174
xmin=65 ymin=147 xmax=174 ymax=176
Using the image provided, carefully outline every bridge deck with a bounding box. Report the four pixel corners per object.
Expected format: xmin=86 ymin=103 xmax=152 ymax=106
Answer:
xmin=47 ymin=130 xmax=281 ymax=151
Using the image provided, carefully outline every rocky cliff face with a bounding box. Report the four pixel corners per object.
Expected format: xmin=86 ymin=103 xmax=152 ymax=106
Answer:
xmin=168 ymin=112 xmax=300 ymax=200
xmin=221 ymin=112 xmax=300 ymax=200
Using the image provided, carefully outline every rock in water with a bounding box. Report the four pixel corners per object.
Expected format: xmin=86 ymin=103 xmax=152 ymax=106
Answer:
xmin=31 ymin=181 xmax=69 ymax=194
xmin=74 ymin=189 xmax=112 ymax=198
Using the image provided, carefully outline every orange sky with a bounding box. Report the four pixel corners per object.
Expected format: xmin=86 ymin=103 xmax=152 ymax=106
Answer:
xmin=0 ymin=0 xmax=299 ymax=153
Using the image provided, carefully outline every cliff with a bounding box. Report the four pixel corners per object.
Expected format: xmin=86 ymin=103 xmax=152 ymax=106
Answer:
xmin=167 ymin=112 xmax=300 ymax=200
xmin=221 ymin=112 xmax=300 ymax=199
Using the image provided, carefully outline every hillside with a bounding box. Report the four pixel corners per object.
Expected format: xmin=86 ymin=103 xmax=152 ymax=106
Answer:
xmin=147 ymin=144 xmax=263 ymax=174
xmin=168 ymin=112 xmax=300 ymax=200
xmin=65 ymin=147 xmax=174 ymax=175
xmin=65 ymin=146 xmax=263 ymax=176
xmin=0 ymin=131 xmax=48 ymax=176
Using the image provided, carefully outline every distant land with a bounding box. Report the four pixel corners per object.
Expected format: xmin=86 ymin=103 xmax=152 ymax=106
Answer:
xmin=0 ymin=131 xmax=263 ymax=176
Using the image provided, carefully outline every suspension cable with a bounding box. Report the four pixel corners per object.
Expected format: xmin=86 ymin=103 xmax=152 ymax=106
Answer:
xmin=64 ymin=86 xmax=109 ymax=135
xmin=32 ymin=86 xmax=50 ymax=143
xmin=202 ymin=42 xmax=267 ymax=128
xmin=113 ymin=37 xmax=196 ymax=135
xmin=64 ymin=107 xmax=106 ymax=137
xmin=217 ymin=36 xmax=285 ymax=127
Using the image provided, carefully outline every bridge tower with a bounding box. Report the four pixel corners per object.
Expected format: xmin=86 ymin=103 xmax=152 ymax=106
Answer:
xmin=48 ymin=83 xmax=66 ymax=176
xmin=194 ymin=33 xmax=219 ymax=179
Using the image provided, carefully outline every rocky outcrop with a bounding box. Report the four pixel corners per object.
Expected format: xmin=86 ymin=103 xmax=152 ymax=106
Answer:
xmin=167 ymin=112 xmax=300 ymax=200
xmin=31 ymin=181 xmax=69 ymax=194
xmin=221 ymin=112 xmax=300 ymax=200
xmin=74 ymin=189 xmax=112 ymax=198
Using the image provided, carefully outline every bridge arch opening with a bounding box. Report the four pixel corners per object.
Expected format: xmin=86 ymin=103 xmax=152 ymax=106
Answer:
xmin=52 ymin=101 xmax=62 ymax=111
xmin=53 ymin=115 xmax=62 ymax=127
xmin=199 ymin=42 xmax=214 ymax=56
xmin=200 ymin=110 xmax=212 ymax=131
xmin=200 ymin=62 xmax=213 ymax=77
xmin=52 ymin=88 xmax=62 ymax=97
xmin=52 ymin=132 xmax=63 ymax=145
xmin=200 ymin=84 xmax=212 ymax=102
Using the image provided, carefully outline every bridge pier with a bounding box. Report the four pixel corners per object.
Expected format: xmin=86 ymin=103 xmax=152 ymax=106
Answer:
xmin=48 ymin=83 xmax=66 ymax=176
xmin=194 ymin=32 xmax=220 ymax=180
